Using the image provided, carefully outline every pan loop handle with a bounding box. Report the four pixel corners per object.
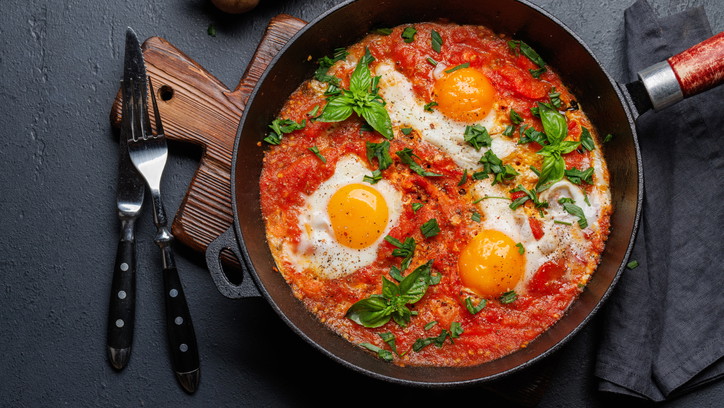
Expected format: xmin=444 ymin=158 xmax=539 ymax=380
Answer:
xmin=205 ymin=227 xmax=261 ymax=299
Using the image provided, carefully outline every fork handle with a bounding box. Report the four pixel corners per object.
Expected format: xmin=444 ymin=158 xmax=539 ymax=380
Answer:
xmin=162 ymin=260 xmax=200 ymax=393
xmin=107 ymin=235 xmax=136 ymax=370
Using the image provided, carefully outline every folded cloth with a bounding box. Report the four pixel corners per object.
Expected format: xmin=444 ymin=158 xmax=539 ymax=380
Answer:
xmin=595 ymin=0 xmax=724 ymax=401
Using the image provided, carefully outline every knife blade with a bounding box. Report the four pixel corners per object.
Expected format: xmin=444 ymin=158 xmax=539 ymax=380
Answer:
xmin=106 ymin=28 xmax=147 ymax=370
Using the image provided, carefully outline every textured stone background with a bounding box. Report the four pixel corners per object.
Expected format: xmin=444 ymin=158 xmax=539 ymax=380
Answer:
xmin=0 ymin=0 xmax=721 ymax=406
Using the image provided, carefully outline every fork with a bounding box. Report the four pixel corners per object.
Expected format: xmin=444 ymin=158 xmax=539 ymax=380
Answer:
xmin=127 ymin=76 xmax=200 ymax=394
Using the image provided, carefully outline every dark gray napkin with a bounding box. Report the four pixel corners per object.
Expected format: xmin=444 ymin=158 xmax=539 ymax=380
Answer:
xmin=594 ymin=0 xmax=724 ymax=401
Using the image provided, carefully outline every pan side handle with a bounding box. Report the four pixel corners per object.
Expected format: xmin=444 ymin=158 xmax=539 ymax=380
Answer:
xmin=206 ymin=227 xmax=260 ymax=299
xmin=638 ymin=32 xmax=724 ymax=111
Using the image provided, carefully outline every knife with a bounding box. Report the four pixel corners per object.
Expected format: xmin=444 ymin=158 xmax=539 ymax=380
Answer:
xmin=106 ymin=30 xmax=147 ymax=370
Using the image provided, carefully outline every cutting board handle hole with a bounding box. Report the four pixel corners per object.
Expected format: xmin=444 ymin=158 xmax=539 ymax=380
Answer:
xmin=159 ymin=85 xmax=174 ymax=101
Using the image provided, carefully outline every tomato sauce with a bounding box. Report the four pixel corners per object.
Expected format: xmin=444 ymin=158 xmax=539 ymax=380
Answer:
xmin=259 ymin=22 xmax=610 ymax=367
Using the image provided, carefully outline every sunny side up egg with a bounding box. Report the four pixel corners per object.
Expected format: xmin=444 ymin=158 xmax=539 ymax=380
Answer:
xmin=289 ymin=155 xmax=403 ymax=279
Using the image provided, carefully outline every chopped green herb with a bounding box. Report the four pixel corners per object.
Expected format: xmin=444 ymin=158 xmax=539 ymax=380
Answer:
xmin=421 ymin=218 xmax=440 ymax=238
xmin=207 ymin=24 xmax=217 ymax=37
xmin=378 ymin=332 xmax=399 ymax=355
xmin=444 ymin=62 xmax=470 ymax=74
xmin=603 ymin=133 xmax=614 ymax=143
xmin=424 ymin=101 xmax=438 ymax=112
xmin=529 ymin=67 xmax=546 ymax=79
xmin=508 ymin=40 xmax=546 ymax=77
xmin=626 ymin=260 xmax=639 ymax=269
xmin=401 ymin=26 xmax=417 ymax=43
xmin=363 ymin=169 xmax=383 ymax=184
xmin=554 ymin=220 xmax=572 ymax=225
xmin=509 ymin=184 xmax=548 ymax=210
xmin=389 ymin=266 xmax=404 ymax=282
xmin=373 ymin=27 xmax=393 ymax=36
xmin=516 ymin=242 xmax=525 ymax=254
xmin=548 ymin=87 xmax=562 ymax=108
xmin=412 ymin=322 xmax=463 ymax=352
xmin=558 ymin=197 xmax=588 ymax=228
xmin=471 ymin=211 xmax=481 ymax=222
xmin=307 ymin=105 xmax=320 ymax=119
xmin=458 ymin=169 xmax=468 ymax=186
xmin=308 ymin=146 xmax=326 ymax=163
xmin=424 ymin=321 xmax=438 ymax=330
xmin=401 ymin=127 xmax=413 ymax=135
xmin=384 ymin=235 xmax=416 ymax=271
xmin=366 ymin=140 xmax=393 ymax=170
xmin=499 ymin=290 xmax=518 ymax=304
xmin=426 ymin=57 xmax=438 ymax=66
xmin=264 ymin=118 xmax=306 ymax=145
xmin=465 ymin=298 xmax=486 ymax=314
xmin=411 ymin=202 xmax=424 ymax=212
xmin=431 ymin=30 xmax=443 ymax=53
xmin=314 ymin=47 xmax=348 ymax=85
xmin=503 ymin=125 xmax=515 ymax=137
xmin=518 ymin=125 xmax=547 ymax=145
xmin=565 ymin=167 xmax=594 ymax=185
xmin=396 ymin=147 xmax=443 ymax=177
xmin=510 ymin=108 xmax=523 ymax=125
xmin=317 ymin=48 xmax=393 ymax=140
xmin=479 ymin=150 xmax=519 ymax=185
xmin=360 ymin=342 xmax=394 ymax=361
xmin=580 ymin=127 xmax=595 ymax=151
xmin=463 ymin=125 xmax=492 ymax=150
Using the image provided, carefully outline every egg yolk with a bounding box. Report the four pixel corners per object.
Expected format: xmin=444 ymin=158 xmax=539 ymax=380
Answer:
xmin=433 ymin=67 xmax=496 ymax=123
xmin=328 ymin=183 xmax=389 ymax=249
xmin=458 ymin=229 xmax=525 ymax=297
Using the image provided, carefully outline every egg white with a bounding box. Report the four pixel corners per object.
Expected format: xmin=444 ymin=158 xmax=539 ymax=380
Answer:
xmin=287 ymin=155 xmax=403 ymax=279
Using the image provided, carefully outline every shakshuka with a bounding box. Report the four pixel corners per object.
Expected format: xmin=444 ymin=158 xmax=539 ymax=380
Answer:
xmin=259 ymin=22 xmax=611 ymax=366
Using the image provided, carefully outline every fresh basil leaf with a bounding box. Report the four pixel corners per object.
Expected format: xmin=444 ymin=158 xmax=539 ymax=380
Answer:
xmin=558 ymin=198 xmax=588 ymax=228
xmin=421 ymin=218 xmax=440 ymax=238
xmin=510 ymin=108 xmax=523 ymax=125
xmin=399 ymin=260 xmax=434 ymax=304
xmin=349 ymin=50 xmax=373 ymax=95
xmin=307 ymin=105 xmax=320 ymax=119
xmin=412 ymin=202 xmax=423 ymax=212
xmin=265 ymin=118 xmax=306 ymax=144
xmin=444 ymin=62 xmax=470 ymax=74
xmin=391 ymin=305 xmax=413 ymax=327
xmin=363 ymin=169 xmax=383 ymax=184
xmin=396 ymin=147 xmax=443 ymax=177
xmin=558 ymin=140 xmax=581 ymax=154
xmin=402 ymin=26 xmax=417 ymax=43
xmin=381 ymin=277 xmax=401 ymax=299
xmin=565 ymin=166 xmax=594 ymax=185
xmin=535 ymin=154 xmax=565 ymax=192
xmin=360 ymin=100 xmax=394 ymax=140
xmin=431 ymin=29 xmax=443 ymax=53
xmin=580 ymin=127 xmax=595 ymax=151
xmin=538 ymin=102 xmax=567 ymax=145
xmin=317 ymin=92 xmax=355 ymax=122
xmin=465 ymin=297 xmax=486 ymax=314
xmin=263 ymin=132 xmax=281 ymax=145
xmin=518 ymin=126 xmax=547 ymax=145
xmin=499 ymin=290 xmax=518 ymax=304
xmin=308 ymin=146 xmax=326 ymax=163
xmin=385 ymin=235 xmax=416 ymax=271
xmin=509 ymin=184 xmax=548 ymax=210
xmin=389 ymin=266 xmax=404 ymax=282
xmin=464 ymin=125 xmax=492 ymax=150
xmin=346 ymin=295 xmax=392 ymax=328
xmin=360 ymin=342 xmax=394 ymax=361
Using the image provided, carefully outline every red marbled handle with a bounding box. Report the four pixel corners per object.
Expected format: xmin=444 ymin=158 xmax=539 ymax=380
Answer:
xmin=667 ymin=31 xmax=724 ymax=97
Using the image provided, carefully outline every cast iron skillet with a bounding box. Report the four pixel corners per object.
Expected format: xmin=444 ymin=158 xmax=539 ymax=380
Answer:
xmin=205 ymin=0 xmax=723 ymax=387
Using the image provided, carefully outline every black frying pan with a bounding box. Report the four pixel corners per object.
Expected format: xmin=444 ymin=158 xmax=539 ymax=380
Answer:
xmin=204 ymin=0 xmax=723 ymax=387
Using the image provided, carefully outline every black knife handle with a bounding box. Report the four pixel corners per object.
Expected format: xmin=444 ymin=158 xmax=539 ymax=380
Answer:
xmin=107 ymin=237 xmax=136 ymax=370
xmin=163 ymin=264 xmax=200 ymax=391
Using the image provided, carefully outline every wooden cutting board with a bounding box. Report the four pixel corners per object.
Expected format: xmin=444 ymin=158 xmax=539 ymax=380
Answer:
xmin=110 ymin=15 xmax=307 ymax=268
xmin=109 ymin=14 xmax=555 ymax=405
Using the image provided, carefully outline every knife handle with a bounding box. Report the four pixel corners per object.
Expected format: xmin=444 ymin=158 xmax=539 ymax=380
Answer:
xmin=107 ymin=236 xmax=136 ymax=370
xmin=163 ymin=262 xmax=200 ymax=393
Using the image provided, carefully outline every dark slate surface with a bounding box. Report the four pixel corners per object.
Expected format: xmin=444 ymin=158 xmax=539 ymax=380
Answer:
xmin=0 ymin=0 xmax=721 ymax=406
